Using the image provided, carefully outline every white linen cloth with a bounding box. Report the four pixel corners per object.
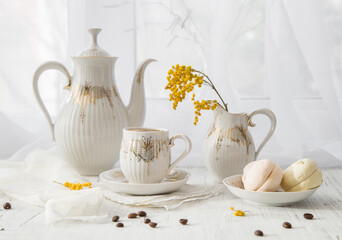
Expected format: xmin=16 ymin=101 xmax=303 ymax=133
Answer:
xmin=0 ymin=149 xmax=223 ymax=222
xmin=0 ymin=149 xmax=110 ymax=223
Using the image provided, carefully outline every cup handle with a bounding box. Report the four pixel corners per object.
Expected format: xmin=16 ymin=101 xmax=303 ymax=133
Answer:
xmin=247 ymin=108 xmax=277 ymax=160
xmin=167 ymin=135 xmax=192 ymax=175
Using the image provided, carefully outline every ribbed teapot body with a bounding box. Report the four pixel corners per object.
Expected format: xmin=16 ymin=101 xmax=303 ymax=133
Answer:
xmin=54 ymin=58 xmax=128 ymax=175
xmin=32 ymin=29 xmax=154 ymax=176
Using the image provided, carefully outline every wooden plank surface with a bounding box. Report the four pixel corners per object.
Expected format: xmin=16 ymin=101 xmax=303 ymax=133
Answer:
xmin=0 ymin=167 xmax=341 ymax=240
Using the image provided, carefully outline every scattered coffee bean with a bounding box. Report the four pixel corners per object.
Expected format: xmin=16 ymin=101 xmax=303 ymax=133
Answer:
xmin=138 ymin=211 xmax=147 ymax=217
xmin=0 ymin=228 xmax=4 ymax=231
xmin=3 ymin=202 xmax=11 ymax=210
xmin=179 ymin=219 xmax=188 ymax=225
xmin=303 ymin=213 xmax=314 ymax=220
xmin=128 ymin=213 xmax=138 ymax=218
xmin=254 ymin=230 xmax=263 ymax=237
xmin=116 ymin=223 xmax=124 ymax=228
xmin=144 ymin=218 xmax=151 ymax=224
xmin=282 ymin=222 xmax=292 ymax=229
xmin=149 ymin=222 xmax=157 ymax=228
xmin=112 ymin=216 xmax=120 ymax=222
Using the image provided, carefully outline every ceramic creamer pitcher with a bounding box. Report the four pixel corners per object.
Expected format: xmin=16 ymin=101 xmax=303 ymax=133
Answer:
xmin=203 ymin=106 xmax=276 ymax=181
xmin=33 ymin=28 xmax=155 ymax=175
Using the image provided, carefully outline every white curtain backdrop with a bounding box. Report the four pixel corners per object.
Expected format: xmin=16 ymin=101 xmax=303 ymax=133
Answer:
xmin=1 ymin=0 xmax=342 ymax=168
xmin=0 ymin=0 xmax=67 ymax=160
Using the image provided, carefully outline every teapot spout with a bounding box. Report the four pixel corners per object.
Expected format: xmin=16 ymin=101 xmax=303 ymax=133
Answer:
xmin=127 ymin=59 xmax=156 ymax=127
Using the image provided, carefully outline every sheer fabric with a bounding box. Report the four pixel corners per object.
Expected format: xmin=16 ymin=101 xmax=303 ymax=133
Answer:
xmin=0 ymin=0 xmax=67 ymax=159
xmin=1 ymin=0 xmax=341 ymax=167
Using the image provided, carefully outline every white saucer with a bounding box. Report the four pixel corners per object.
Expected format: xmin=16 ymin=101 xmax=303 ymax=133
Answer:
xmin=99 ymin=168 xmax=189 ymax=195
xmin=223 ymin=174 xmax=319 ymax=206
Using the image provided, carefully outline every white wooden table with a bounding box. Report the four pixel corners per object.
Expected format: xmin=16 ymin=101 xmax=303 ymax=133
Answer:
xmin=0 ymin=167 xmax=341 ymax=240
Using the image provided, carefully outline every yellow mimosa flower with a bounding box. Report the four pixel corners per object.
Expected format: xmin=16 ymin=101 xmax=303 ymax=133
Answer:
xmin=166 ymin=64 xmax=227 ymax=124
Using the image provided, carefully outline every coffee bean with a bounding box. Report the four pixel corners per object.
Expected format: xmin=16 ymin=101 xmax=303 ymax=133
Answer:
xmin=149 ymin=222 xmax=157 ymax=228
xmin=0 ymin=228 xmax=4 ymax=231
xmin=128 ymin=213 xmax=137 ymax=218
xmin=179 ymin=219 xmax=188 ymax=225
xmin=112 ymin=216 xmax=120 ymax=222
xmin=254 ymin=230 xmax=263 ymax=237
xmin=282 ymin=222 xmax=292 ymax=228
xmin=144 ymin=218 xmax=151 ymax=224
xmin=116 ymin=223 xmax=124 ymax=228
xmin=3 ymin=202 xmax=11 ymax=210
xmin=138 ymin=211 xmax=147 ymax=217
xmin=303 ymin=213 xmax=314 ymax=220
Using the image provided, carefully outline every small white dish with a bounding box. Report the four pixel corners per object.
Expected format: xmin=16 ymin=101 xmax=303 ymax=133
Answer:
xmin=99 ymin=168 xmax=189 ymax=195
xmin=223 ymin=174 xmax=319 ymax=206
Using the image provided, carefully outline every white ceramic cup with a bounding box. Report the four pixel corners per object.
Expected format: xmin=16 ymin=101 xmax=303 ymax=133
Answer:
xmin=120 ymin=127 xmax=192 ymax=183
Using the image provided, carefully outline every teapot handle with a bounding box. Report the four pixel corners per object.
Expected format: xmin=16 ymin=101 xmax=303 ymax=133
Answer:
xmin=247 ymin=108 xmax=277 ymax=160
xmin=32 ymin=61 xmax=72 ymax=141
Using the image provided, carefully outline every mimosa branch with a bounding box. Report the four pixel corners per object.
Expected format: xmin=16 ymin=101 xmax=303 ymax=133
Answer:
xmin=193 ymin=70 xmax=228 ymax=112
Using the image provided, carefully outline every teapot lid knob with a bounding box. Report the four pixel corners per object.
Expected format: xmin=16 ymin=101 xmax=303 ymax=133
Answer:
xmin=78 ymin=28 xmax=110 ymax=57
xmin=88 ymin=28 xmax=102 ymax=48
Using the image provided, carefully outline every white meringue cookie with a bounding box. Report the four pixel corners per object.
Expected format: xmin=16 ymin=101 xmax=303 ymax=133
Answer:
xmin=281 ymin=158 xmax=323 ymax=192
xmin=242 ymin=159 xmax=283 ymax=192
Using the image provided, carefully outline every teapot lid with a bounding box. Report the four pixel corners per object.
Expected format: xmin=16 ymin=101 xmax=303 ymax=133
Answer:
xmin=78 ymin=28 xmax=110 ymax=57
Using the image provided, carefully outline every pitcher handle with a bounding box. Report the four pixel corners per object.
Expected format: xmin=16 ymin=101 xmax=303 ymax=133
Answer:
xmin=32 ymin=61 xmax=72 ymax=141
xmin=247 ymin=108 xmax=277 ymax=160
xmin=167 ymin=135 xmax=192 ymax=175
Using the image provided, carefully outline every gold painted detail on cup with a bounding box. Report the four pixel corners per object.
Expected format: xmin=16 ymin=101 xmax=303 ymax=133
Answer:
xmin=71 ymin=83 xmax=118 ymax=123
xmin=124 ymin=136 xmax=168 ymax=164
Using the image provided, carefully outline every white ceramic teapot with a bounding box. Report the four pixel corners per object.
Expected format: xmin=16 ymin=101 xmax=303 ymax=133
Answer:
xmin=33 ymin=28 xmax=155 ymax=175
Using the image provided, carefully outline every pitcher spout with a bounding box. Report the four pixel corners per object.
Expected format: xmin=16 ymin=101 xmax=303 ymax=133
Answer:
xmin=127 ymin=59 xmax=156 ymax=127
